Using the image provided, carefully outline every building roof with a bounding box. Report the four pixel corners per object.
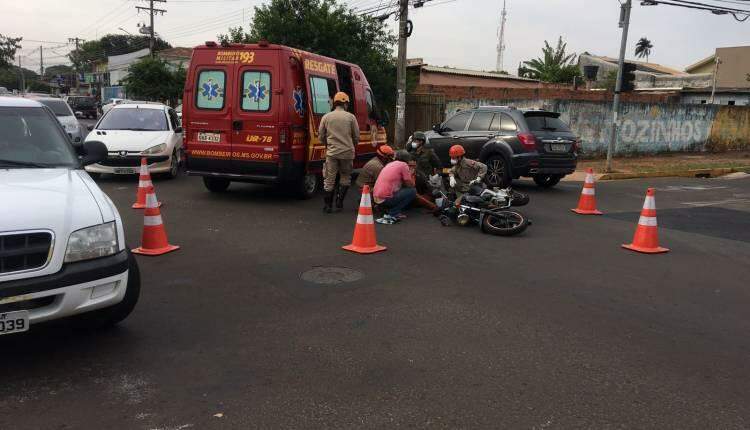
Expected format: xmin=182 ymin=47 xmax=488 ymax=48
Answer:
xmin=411 ymin=63 xmax=538 ymax=82
xmin=685 ymin=54 xmax=715 ymax=73
xmin=594 ymin=55 xmax=686 ymax=76
xmin=158 ymin=47 xmax=192 ymax=60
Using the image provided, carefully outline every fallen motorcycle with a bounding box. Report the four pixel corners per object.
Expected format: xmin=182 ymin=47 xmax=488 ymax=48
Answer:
xmin=433 ymin=181 xmax=531 ymax=236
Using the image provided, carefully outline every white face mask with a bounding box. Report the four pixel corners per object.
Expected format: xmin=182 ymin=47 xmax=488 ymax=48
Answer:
xmin=450 ymin=158 xmax=458 ymax=165
xmin=411 ymin=142 xmax=419 ymax=149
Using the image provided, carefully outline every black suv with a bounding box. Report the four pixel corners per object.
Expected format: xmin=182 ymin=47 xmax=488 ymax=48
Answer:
xmin=66 ymin=96 xmax=98 ymax=119
xmin=424 ymin=106 xmax=578 ymax=188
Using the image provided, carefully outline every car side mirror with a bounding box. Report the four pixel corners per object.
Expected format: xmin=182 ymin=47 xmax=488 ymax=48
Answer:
xmin=81 ymin=140 xmax=108 ymax=166
xmin=87 ymin=124 xmax=94 ymax=131
xmin=174 ymin=126 xmax=183 ymax=133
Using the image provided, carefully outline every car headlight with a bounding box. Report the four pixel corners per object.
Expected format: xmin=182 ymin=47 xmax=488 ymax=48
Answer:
xmin=64 ymin=222 xmax=118 ymax=263
xmin=142 ymin=143 xmax=167 ymax=155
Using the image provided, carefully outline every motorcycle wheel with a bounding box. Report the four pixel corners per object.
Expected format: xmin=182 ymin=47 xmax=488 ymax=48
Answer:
xmin=481 ymin=211 xmax=529 ymax=236
xmin=510 ymin=191 xmax=530 ymax=207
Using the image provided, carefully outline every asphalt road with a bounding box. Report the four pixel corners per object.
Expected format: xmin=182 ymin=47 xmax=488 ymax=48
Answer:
xmin=2 ymin=171 xmax=750 ymax=429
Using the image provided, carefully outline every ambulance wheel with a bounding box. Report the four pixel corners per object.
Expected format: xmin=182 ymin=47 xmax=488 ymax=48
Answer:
xmin=203 ymin=177 xmax=230 ymax=193
xmin=296 ymin=173 xmax=319 ymax=199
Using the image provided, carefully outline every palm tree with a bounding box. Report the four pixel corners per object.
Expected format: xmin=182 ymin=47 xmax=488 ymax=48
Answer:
xmin=517 ymin=36 xmax=581 ymax=84
xmin=635 ymin=37 xmax=653 ymax=63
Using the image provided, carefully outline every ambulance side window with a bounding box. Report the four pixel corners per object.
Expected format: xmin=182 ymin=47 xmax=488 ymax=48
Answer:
xmin=241 ymin=71 xmax=271 ymax=112
xmin=196 ymin=70 xmax=225 ymax=110
xmin=310 ymin=76 xmax=337 ymax=115
xmin=365 ymin=89 xmax=376 ymax=120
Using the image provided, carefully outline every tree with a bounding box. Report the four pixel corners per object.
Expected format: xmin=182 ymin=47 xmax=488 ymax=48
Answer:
xmin=635 ymin=37 xmax=653 ymax=63
xmin=594 ymin=70 xmax=618 ymax=91
xmin=121 ymin=58 xmax=185 ymax=106
xmin=217 ymin=0 xmax=396 ymax=110
xmin=0 ymin=34 xmax=22 ymax=69
xmin=518 ymin=37 xmax=581 ymax=84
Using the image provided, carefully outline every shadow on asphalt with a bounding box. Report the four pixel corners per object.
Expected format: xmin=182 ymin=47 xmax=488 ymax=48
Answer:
xmin=605 ymin=206 xmax=750 ymax=243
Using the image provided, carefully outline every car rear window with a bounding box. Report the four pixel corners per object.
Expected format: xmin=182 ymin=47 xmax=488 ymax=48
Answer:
xmin=98 ymin=108 xmax=168 ymax=131
xmin=196 ymin=70 xmax=226 ymax=110
xmin=524 ymin=114 xmax=571 ymax=132
xmin=241 ymin=71 xmax=271 ymax=112
xmin=38 ymin=99 xmax=73 ymax=117
xmin=468 ymin=112 xmax=493 ymax=131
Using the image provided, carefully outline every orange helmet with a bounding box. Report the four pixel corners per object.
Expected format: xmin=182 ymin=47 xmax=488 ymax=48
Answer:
xmin=449 ymin=145 xmax=466 ymax=158
xmin=333 ymin=92 xmax=350 ymax=104
xmin=377 ymin=145 xmax=394 ymax=157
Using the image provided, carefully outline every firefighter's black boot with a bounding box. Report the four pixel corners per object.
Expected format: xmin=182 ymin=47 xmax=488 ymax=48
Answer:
xmin=323 ymin=191 xmax=334 ymax=213
xmin=334 ymin=186 xmax=349 ymax=212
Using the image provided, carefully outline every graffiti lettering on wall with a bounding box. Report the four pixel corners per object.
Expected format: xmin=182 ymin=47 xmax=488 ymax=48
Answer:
xmin=618 ymin=119 xmax=709 ymax=146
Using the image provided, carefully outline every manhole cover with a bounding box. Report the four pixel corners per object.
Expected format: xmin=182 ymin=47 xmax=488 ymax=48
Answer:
xmin=300 ymin=267 xmax=364 ymax=285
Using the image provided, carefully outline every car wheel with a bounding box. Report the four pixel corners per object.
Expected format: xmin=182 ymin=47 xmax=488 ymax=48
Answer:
xmin=166 ymin=149 xmax=180 ymax=179
xmin=485 ymin=155 xmax=511 ymax=188
xmin=74 ymin=250 xmax=140 ymax=329
xmin=295 ymin=173 xmax=319 ymax=199
xmin=533 ymin=174 xmax=562 ymax=188
xmin=203 ymin=177 xmax=230 ymax=193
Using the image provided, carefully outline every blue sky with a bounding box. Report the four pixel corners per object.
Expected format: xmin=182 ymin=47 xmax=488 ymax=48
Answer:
xmin=7 ymin=0 xmax=749 ymax=73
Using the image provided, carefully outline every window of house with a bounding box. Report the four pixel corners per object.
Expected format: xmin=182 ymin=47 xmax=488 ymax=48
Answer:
xmin=700 ymin=100 xmax=707 ymax=104
xmin=241 ymin=71 xmax=272 ymax=112
xmin=490 ymin=113 xmax=518 ymax=132
xmin=195 ymin=70 xmax=225 ymax=110
xmin=443 ymin=111 xmax=471 ymax=132
xmin=728 ymin=100 xmax=736 ymax=106
xmin=468 ymin=112 xmax=494 ymax=131
xmin=310 ymin=76 xmax=337 ymax=115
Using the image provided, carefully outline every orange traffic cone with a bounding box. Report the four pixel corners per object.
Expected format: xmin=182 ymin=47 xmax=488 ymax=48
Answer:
xmin=132 ymin=158 xmax=161 ymax=209
xmin=132 ymin=186 xmax=179 ymax=256
xmin=342 ymin=185 xmax=387 ymax=254
xmin=571 ymin=168 xmax=602 ymax=215
xmin=622 ymin=188 xmax=669 ymax=254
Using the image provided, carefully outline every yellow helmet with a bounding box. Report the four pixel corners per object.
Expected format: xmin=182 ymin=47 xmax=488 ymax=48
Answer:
xmin=333 ymin=92 xmax=350 ymax=104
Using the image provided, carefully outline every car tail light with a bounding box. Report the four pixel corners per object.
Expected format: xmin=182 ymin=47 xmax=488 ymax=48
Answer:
xmin=517 ymin=133 xmax=537 ymax=152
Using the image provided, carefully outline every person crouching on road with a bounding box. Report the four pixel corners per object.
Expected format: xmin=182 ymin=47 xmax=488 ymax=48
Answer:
xmin=407 ymin=131 xmax=442 ymax=194
xmin=373 ymin=150 xmax=417 ymax=225
xmin=356 ymin=145 xmax=394 ymax=192
xmin=448 ymin=145 xmax=488 ymax=200
xmin=320 ymin=91 xmax=359 ymax=213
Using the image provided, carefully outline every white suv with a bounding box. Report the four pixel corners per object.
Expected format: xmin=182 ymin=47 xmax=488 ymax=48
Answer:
xmin=85 ymin=102 xmax=183 ymax=179
xmin=0 ymin=97 xmax=140 ymax=336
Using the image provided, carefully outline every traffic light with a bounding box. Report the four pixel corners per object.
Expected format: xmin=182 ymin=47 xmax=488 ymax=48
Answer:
xmin=620 ymin=62 xmax=637 ymax=92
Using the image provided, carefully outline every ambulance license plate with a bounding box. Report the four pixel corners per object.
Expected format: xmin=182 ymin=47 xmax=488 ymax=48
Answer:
xmin=0 ymin=311 xmax=30 ymax=336
xmin=550 ymin=143 xmax=568 ymax=152
xmin=198 ymin=132 xmax=221 ymax=143
xmin=114 ymin=167 xmax=136 ymax=175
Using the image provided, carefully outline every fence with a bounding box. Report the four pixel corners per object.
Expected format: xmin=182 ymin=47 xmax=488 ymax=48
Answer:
xmin=405 ymin=93 xmax=445 ymax=139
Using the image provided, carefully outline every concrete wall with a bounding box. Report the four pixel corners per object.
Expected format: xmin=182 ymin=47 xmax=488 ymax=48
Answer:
xmin=716 ymin=46 xmax=750 ymax=89
xmin=707 ymin=106 xmax=750 ymax=151
xmin=445 ymin=98 xmax=722 ymax=156
xmin=682 ymin=92 xmax=750 ymax=106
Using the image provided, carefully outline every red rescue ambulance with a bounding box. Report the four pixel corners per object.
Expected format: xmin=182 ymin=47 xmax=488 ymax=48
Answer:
xmin=182 ymin=41 xmax=389 ymax=197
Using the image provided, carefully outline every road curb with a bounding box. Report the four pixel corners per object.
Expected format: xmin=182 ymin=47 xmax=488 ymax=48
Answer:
xmin=594 ymin=166 xmax=750 ymax=181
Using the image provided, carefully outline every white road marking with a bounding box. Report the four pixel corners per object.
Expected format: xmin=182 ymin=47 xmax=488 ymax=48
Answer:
xmin=657 ymin=185 xmax=727 ymax=192
xmin=682 ymin=198 xmax=750 ymax=207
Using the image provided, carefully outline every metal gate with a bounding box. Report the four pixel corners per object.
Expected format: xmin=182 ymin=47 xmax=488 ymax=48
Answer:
xmin=406 ymin=93 xmax=446 ymax=139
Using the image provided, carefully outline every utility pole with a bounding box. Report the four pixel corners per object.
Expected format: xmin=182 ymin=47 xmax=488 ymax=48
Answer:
xmin=496 ymin=0 xmax=507 ymax=72
xmin=605 ymin=0 xmax=632 ymax=173
xmin=18 ymin=56 xmax=25 ymax=94
xmin=710 ymin=56 xmax=721 ymax=104
xmin=68 ymin=37 xmax=84 ymax=91
xmin=395 ymin=0 xmax=409 ymax=148
xmin=40 ymin=45 xmax=44 ymax=77
xmin=136 ymin=0 xmax=167 ymax=57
